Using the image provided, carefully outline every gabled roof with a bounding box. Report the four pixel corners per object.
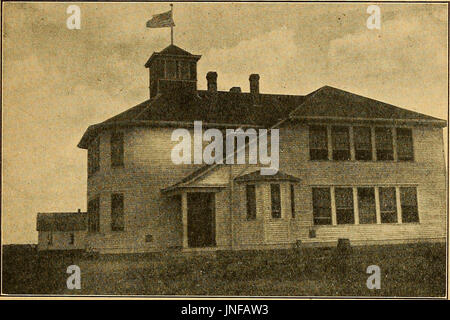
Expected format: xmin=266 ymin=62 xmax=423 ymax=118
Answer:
xmin=235 ymin=170 xmax=301 ymax=183
xmin=290 ymin=85 xmax=445 ymax=123
xmin=158 ymin=86 xmax=446 ymax=191
xmin=145 ymin=44 xmax=201 ymax=67
xmin=37 ymin=212 xmax=87 ymax=232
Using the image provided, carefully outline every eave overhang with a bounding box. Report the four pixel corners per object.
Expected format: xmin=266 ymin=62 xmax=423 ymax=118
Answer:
xmin=288 ymin=115 xmax=447 ymax=127
xmin=77 ymin=120 xmax=263 ymax=149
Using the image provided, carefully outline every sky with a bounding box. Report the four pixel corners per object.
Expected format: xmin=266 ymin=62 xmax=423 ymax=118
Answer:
xmin=2 ymin=2 xmax=448 ymax=244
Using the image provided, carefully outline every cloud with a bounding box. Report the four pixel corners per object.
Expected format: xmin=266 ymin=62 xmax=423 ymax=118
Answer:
xmin=327 ymin=13 xmax=447 ymax=118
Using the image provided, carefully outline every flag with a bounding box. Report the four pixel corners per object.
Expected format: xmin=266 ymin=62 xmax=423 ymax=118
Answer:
xmin=146 ymin=10 xmax=175 ymax=28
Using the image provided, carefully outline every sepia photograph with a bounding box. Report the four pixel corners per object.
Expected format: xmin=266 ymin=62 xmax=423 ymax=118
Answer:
xmin=1 ymin=1 xmax=448 ymax=301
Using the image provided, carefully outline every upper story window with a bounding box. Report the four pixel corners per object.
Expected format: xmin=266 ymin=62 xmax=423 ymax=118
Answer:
xmin=88 ymin=197 xmax=100 ymax=233
xmin=246 ymin=185 xmax=256 ymax=220
xmin=88 ymin=137 xmax=100 ymax=177
xmin=309 ymin=125 xmax=414 ymax=162
xmin=396 ymin=128 xmax=414 ymax=161
xmin=379 ymin=187 xmax=397 ymax=223
xmin=400 ymin=187 xmax=419 ymax=223
xmin=312 ymin=188 xmax=332 ymax=225
xmin=270 ymin=184 xmax=281 ymax=219
xmin=375 ymin=127 xmax=394 ymax=161
xmin=110 ymin=132 xmax=124 ymax=168
xmin=290 ymin=184 xmax=296 ymax=219
xmin=335 ymin=187 xmax=354 ymax=224
xmin=69 ymin=233 xmax=75 ymax=245
xmin=331 ymin=126 xmax=350 ymax=161
xmin=309 ymin=126 xmax=328 ymax=160
xmin=354 ymin=127 xmax=373 ymax=161
xmin=111 ymin=193 xmax=125 ymax=232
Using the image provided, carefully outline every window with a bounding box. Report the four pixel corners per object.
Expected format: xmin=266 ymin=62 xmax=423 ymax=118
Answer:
xmin=88 ymin=137 xmax=100 ymax=177
xmin=88 ymin=197 xmax=100 ymax=233
xmin=309 ymin=126 xmax=328 ymax=160
xmin=111 ymin=193 xmax=124 ymax=231
xmin=246 ymin=185 xmax=256 ymax=220
xmin=379 ymin=187 xmax=397 ymax=223
xmin=145 ymin=234 xmax=153 ymax=243
xmin=180 ymin=62 xmax=190 ymax=80
xmin=357 ymin=187 xmax=377 ymax=224
xmin=270 ymin=184 xmax=281 ymax=219
xmin=48 ymin=232 xmax=53 ymax=245
xmin=401 ymin=187 xmax=419 ymax=223
xmin=189 ymin=62 xmax=197 ymax=80
xmin=331 ymin=126 xmax=350 ymax=161
xmin=375 ymin=127 xmax=394 ymax=161
xmin=354 ymin=127 xmax=373 ymax=161
xmin=290 ymin=184 xmax=295 ymax=219
xmin=312 ymin=188 xmax=332 ymax=225
xmin=166 ymin=60 xmax=177 ymax=79
xmin=69 ymin=233 xmax=75 ymax=245
xmin=396 ymin=128 xmax=414 ymax=161
xmin=335 ymin=188 xmax=354 ymax=224
xmin=110 ymin=132 xmax=124 ymax=167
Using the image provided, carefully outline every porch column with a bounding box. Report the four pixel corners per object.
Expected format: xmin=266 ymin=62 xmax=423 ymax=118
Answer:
xmin=182 ymin=192 xmax=188 ymax=249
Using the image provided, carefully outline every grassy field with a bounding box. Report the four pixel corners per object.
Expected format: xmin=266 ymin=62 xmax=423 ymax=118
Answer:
xmin=2 ymin=242 xmax=447 ymax=297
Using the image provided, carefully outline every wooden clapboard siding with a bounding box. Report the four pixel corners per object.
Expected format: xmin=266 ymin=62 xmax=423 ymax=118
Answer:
xmin=277 ymin=123 xmax=446 ymax=244
xmin=85 ymin=121 xmax=445 ymax=253
xmin=38 ymin=231 xmax=86 ymax=251
xmin=87 ymin=127 xmax=205 ymax=253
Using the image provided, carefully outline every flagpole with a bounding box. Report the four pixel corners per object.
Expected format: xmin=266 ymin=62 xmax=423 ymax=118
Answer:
xmin=170 ymin=4 xmax=174 ymax=45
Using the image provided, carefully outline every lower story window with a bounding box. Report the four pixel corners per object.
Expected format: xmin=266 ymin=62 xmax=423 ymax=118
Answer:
xmin=357 ymin=187 xmax=377 ymax=224
xmin=400 ymin=187 xmax=419 ymax=223
xmin=111 ymin=193 xmax=125 ymax=231
xmin=69 ymin=233 xmax=74 ymax=245
xmin=379 ymin=187 xmax=398 ymax=223
xmin=246 ymin=185 xmax=256 ymax=220
xmin=335 ymin=187 xmax=354 ymax=224
xmin=312 ymin=188 xmax=332 ymax=225
xmin=270 ymin=184 xmax=281 ymax=219
xmin=88 ymin=197 xmax=100 ymax=233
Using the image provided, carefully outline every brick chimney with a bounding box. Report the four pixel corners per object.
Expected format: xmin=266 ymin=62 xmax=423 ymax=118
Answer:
xmin=249 ymin=74 xmax=260 ymax=104
xmin=249 ymin=74 xmax=260 ymax=94
xmin=206 ymin=71 xmax=218 ymax=92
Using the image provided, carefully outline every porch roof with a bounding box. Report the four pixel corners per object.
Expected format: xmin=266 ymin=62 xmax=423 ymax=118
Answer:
xmin=234 ymin=170 xmax=301 ymax=183
xmin=161 ymin=184 xmax=228 ymax=196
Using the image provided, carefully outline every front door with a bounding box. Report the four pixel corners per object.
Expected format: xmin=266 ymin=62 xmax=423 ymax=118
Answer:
xmin=187 ymin=193 xmax=216 ymax=248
